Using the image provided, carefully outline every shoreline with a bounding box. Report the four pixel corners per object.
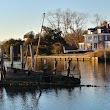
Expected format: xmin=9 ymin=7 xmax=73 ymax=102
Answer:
xmin=27 ymin=54 xmax=98 ymax=61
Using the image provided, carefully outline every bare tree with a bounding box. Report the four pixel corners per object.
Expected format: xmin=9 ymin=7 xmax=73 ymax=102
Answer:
xmin=91 ymin=14 xmax=104 ymax=26
xmin=45 ymin=9 xmax=87 ymax=47
xmin=71 ymin=12 xmax=87 ymax=31
xmin=68 ymin=11 xmax=87 ymax=43
xmin=62 ymin=9 xmax=72 ymax=34
xmin=46 ymin=8 xmax=62 ymax=30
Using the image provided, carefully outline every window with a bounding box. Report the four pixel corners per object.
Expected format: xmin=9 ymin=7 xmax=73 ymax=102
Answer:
xmin=88 ymin=36 xmax=92 ymax=40
xmin=105 ymin=42 xmax=110 ymax=49
xmin=94 ymin=43 xmax=97 ymax=48
xmin=99 ymin=36 xmax=102 ymax=41
xmin=94 ymin=36 xmax=97 ymax=40
xmin=105 ymin=36 xmax=107 ymax=40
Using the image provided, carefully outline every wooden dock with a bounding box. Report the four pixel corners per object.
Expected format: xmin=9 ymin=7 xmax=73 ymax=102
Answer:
xmin=32 ymin=55 xmax=98 ymax=61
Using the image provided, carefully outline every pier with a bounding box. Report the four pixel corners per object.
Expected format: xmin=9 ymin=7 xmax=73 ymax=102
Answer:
xmin=31 ymin=55 xmax=98 ymax=61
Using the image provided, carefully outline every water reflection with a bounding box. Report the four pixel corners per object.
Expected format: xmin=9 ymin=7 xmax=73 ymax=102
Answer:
xmin=1 ymin=60 xmax=110 ymax=110
xmin=0 ymin=86 xmax=82 ymax=110
xmin=0 ymin=87 xmax=42 ymax=110
xmin=30 ymin=59 xmax=110 ymax=85
xmin=4 ymin=59 xmax=110 ymax=86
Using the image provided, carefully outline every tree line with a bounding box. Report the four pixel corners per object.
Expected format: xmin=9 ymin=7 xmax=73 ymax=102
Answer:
xmin=2 ymin=9 xmax=108 ymax=56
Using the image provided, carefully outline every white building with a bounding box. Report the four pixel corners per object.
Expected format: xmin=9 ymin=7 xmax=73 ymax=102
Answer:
xmin=79 ymin=21 xmax=110 ymax=51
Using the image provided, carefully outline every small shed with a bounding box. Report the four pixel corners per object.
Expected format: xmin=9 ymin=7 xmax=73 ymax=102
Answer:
xmin=63 ymin=46 xmax=77 ymax=53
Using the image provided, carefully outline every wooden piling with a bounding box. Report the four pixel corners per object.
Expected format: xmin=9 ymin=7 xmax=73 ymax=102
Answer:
xmin=0 ymin=45 xmax=4 ymax=69
xmin=53 ymin=59 xmax=57 ymax=74
xmin=67 ymin=59 xmax=71 ymax=77
xmin=20 ymin=45 xmax=24 ymax=69
xmin=29 ymin=44 xmax=34 ymax=70
xmin=43 ymin=59 xmax=48 ymax=71
xmin=10 ymin=45 xmax=14 ymax=67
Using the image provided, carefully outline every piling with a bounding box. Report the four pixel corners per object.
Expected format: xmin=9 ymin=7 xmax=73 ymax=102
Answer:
xmin=29 ymin=44 xmax=34 ymax=70
xmin=43 ymin=59 xmax=48 ymax=71
xmin=10 ymin=45 xmax=14 ymax=67
xmin=0 ymin=45 xmax=4 ymax=69
xmin=53 ymin=59 xmax=57 ymax=74
xmin=20 ymin=45 xmax=24 ymax=69
xmin=67 ymin=59 xmax=71 ymax=77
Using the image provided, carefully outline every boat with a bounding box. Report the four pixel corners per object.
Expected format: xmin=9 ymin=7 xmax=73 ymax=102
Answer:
xmin=0 ymin=60 xmax=81 ymax=87
xmin=0 ymin=13 xmax=81 ymax=87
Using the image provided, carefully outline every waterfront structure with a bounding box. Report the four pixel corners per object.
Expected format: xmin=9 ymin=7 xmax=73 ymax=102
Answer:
xmin=63 ymin=46 xmax=77 ymax=53
xmin=79 ymin=21 xmax=110 ymax=51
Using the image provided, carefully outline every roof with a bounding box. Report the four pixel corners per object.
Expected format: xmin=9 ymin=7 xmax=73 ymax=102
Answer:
xmin=88 ymin=25 xmax=110 ymax=34
xmin=64 ymin=46 xmax=77 ymax=50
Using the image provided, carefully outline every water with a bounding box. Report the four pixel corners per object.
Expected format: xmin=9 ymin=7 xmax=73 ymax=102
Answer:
xmin=0 ymin=59 xmax=110 ymax=110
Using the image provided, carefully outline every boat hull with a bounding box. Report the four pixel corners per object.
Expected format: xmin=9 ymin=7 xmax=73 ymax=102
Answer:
xmin=2 ymin=67 xmax=81 ymax=86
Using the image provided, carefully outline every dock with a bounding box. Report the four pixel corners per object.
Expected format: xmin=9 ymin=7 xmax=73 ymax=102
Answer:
xmin=30 ymin=55 xmax=98 ymax=61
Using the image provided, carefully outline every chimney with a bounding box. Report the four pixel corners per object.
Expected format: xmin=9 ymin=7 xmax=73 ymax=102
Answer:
xmin=97 ymin=28 xmax=101 ymax=33
xmin=88 ymin=30 xmax=91 ymax=34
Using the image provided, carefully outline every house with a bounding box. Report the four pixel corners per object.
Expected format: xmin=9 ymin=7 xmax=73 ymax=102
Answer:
xmin=79 ymin=21 xmax=110 ymax=51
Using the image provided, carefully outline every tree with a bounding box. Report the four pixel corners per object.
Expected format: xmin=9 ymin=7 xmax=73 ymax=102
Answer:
xmin=91 ymin=14 xmax=104 ymax=26
xmin=46 ymin=9 xmax=87 ymax=48
xmin=24 ymin=31 xmax=35 ymax=45
xmin=2 ymin=38 xmax=24 ymax=57
xmin=46 ymin=8 xmax=62 ymax=29
xmin=64 ymin=33 xmax=84 ymax=48
xmin=37 ymin=26 xmax=66 ymax=54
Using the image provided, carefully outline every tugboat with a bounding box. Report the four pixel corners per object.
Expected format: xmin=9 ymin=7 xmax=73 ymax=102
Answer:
xmin=0 ymin=13 xmax=81 ymax=87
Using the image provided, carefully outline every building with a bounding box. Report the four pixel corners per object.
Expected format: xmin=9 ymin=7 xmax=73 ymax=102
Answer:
xmin=79 ymin=21 xmax=110 ymax=51
xmin=63 ymin=46 xmax=77 ymax=53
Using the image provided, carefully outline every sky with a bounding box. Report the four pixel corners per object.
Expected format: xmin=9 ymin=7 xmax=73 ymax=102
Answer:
xmin=0 ymin=0 xmax=110 ymax=41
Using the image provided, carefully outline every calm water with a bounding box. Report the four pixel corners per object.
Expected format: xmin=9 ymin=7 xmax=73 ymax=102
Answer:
xmin=0 ymin=59 xmax=110 ymax=110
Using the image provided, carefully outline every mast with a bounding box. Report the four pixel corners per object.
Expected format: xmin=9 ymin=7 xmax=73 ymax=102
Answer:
xmin=34 ymin=13 xmax=45 ymax=70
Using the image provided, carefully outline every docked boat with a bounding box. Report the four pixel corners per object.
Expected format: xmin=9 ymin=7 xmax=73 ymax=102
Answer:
xmin=0 ymin=13 xmax=81 ymax=87
xmin=3 ymin=65 xmax=80 ymax=85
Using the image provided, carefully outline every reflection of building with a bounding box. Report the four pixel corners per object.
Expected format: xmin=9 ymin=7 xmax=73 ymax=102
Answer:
xmin=79 ymin=21 xmax=110 ymax=51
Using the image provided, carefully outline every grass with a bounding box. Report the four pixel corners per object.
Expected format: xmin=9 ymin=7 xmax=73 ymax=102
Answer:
xmin=85 ymin=49 xmax=110 ymax=58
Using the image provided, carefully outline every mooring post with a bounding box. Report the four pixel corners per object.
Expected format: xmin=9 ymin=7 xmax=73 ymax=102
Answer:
xmin=43 ymin=59 xmax=48 ymax=82
xmin=0 ymin=45 xmax=4 ymax=70
xmin=43 ymin=59 xmax=48 ymax=72
xmin=53 ymin=58 xmax=57 ymax=74
xmin=29 ymin=44 xmax=34 ymax=70
xmin=79 ymin=72 xmax=81 ymax=79
xmin=0 ymin=45 xmax=6 ymax=80
xmin=20 ymin=45 xmax=24 ymax=69
xmin=10 ymin=45 xmax=14 ymax=68
xmin=67 ymin=59 xmax=71 ymax=77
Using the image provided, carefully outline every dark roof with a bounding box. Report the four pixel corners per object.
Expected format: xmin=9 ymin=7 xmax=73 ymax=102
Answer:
xmin=64 ymin=46 xmax=77 ymax=50
xmin=88 ymin=25 xmax=110 ymax=33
